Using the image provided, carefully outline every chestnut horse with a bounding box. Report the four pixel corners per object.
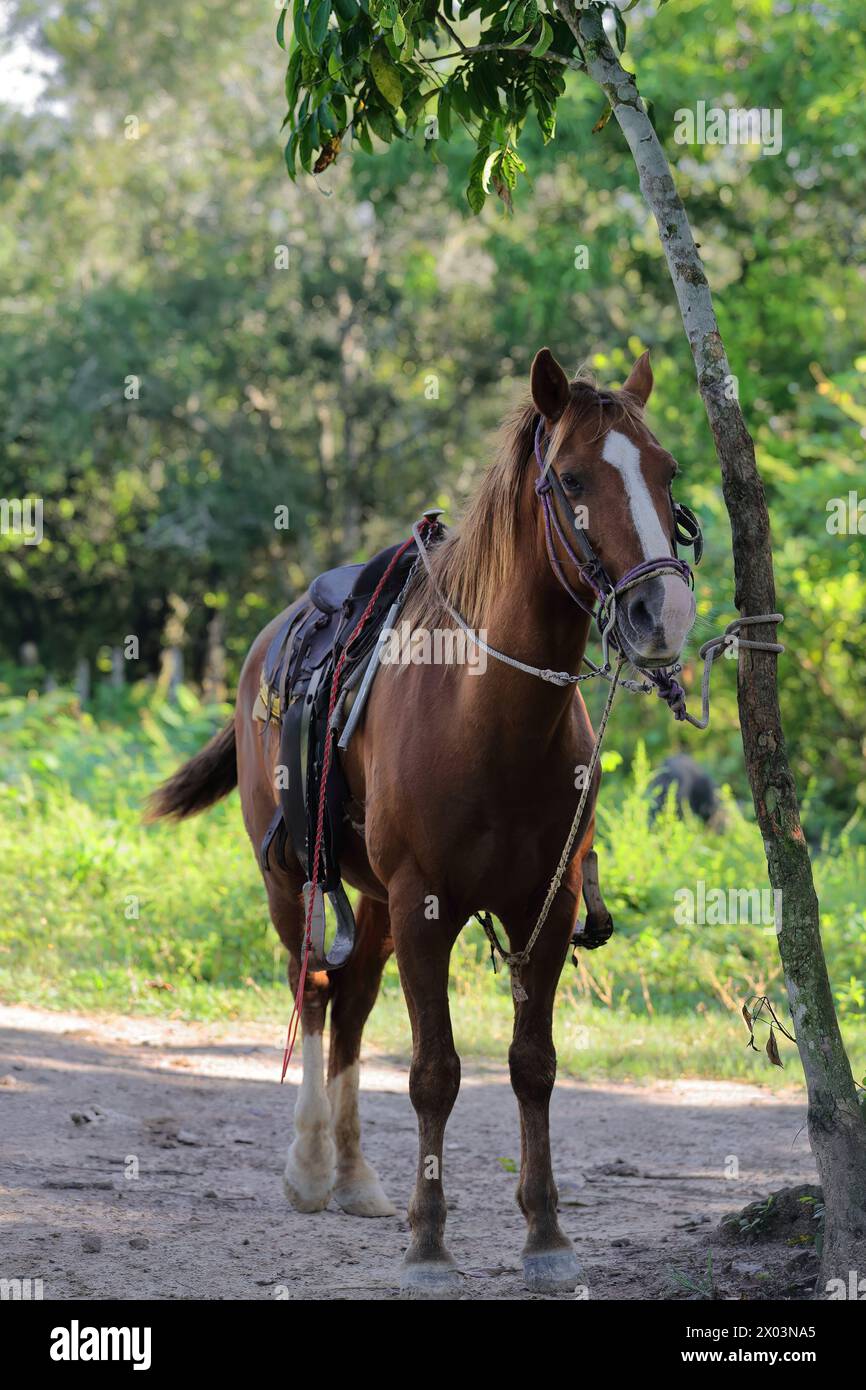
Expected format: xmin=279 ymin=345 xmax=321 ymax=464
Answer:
xmin=149 ymin=348 xmax=696 ymax=1297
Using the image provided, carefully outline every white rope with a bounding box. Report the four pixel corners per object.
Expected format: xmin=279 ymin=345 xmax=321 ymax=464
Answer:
xmin=410 ymin=521 xmax=651 ymax=692
xmin=486 ymin=657 xmax=625 ymax=1001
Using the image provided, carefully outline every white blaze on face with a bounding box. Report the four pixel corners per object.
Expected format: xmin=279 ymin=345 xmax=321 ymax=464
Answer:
xmin=601 ymin=429 xmax=695 ymax=653
xmin=601 ymin=430 xmax=669 ymax=558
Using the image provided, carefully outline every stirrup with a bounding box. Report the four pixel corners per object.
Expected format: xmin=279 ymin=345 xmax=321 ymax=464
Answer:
xmin=303 ymin=880 xmax=356 ymax=971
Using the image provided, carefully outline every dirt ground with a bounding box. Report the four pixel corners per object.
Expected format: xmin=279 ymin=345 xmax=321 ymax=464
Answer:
xmin=0 ymin=1003 xmax=821 ymax=1301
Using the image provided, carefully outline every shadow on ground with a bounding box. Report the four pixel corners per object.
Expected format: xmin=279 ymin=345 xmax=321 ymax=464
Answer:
xmin=0 ymin=1005 xmax=817 ymax=1300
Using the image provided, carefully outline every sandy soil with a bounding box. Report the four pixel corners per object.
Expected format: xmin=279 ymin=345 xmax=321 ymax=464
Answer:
xmin=0 ymin=1003 xmax=819 ymax=1301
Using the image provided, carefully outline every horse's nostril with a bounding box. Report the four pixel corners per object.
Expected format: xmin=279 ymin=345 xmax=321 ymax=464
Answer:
xmin=628 ymin=597 xmax=652 ymax=634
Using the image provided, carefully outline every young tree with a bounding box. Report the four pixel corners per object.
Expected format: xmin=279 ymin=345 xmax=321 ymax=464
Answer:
xmin=278 ymin=0 xmax=866 ymax=1290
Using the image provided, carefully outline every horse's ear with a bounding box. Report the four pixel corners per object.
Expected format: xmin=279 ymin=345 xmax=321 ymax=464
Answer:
xmin=623 ymin=350 xmax=653 ymax=407
xmin=530 ymin=347 xmax=570 ymax=423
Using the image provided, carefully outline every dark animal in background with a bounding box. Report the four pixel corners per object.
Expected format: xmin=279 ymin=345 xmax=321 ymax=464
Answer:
xmin=648 ymin=754 xmax=722 ymax=827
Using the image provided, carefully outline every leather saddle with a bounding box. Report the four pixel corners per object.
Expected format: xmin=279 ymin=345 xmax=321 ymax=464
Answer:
xmin=256 ymin=517 xmax=445 ymax=970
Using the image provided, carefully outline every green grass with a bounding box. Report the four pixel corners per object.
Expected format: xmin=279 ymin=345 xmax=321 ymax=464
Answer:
xmin=2 ymin=680 xmax=865 ymax=1088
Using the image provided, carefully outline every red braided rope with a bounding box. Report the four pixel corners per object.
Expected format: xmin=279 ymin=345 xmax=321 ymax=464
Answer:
xmin=280 ymin=530 xmax=423 ymax=1081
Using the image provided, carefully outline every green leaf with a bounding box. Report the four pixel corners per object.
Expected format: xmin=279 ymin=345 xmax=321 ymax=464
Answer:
xmin=530 ymin=17 xmax=553 ymax=57
xmin=370 ymin=46 xmax=403 ymax=108
xmin=332 ymin=0 xmax=359 ymax=18
xmin=467 ymin=142 xmax=491 ymax=213
xmin=276 ymin=6 xmax=288 ymax=51
xmin=355 ymin=119 xmax=374 ymax=153
xmin=471 ymin=61 xmax=501 ymax=115
xmin=534 ymin=92 xmax=556 ymax=143
xmin=437 ymin=87 xmax=452 ymax=141
xmin=285 ymin=46 xmax=303 ymax=109
xmin=392 ymin=13 xmax=406 ymax=44
xmin=310 ymin=0 xmax=332 ymax=48
xmin=613 ymin=8 xmax=627 ymax=53
xmin=284 ymin=130 xmax=299 ymax=179
xmin=367 ymin=104 xmax=394 ymax=141
xmin=509 ymin=3 xmax=526 ymax=34
xmin=318 ymin=101 xmax=337 ymax=134
xmin=293 ymin=0 xmax=314 ymax=55
xmin=505 ymin=27 xmax=535 ymax=49
xmin=450 ymin=76 xmax=471 ymax=121
xmin=467 ymin=180 xmax=487 ymax=214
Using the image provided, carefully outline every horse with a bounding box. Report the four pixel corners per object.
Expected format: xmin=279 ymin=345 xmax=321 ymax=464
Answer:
xmin=148 ymin=347 xmax=697 ymax=1297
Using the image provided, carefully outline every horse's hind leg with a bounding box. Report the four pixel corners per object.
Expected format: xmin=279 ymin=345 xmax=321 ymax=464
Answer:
xmin=327 ymin=894 xmax=396 ymax=1217
xmin=389 ymin=867 xmax=462 ymax=1298
xmin=266 ymin=881 xmax=337 ymax=1213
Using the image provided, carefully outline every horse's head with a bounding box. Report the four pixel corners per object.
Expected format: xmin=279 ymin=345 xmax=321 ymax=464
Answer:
xmin=530 ymin=347 xmax=697 ymax=669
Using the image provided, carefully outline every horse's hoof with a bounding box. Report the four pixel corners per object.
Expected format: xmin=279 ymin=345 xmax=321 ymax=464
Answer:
xmin=283 ymin=1166 xmax=334 ymax=1213
xmin=581 ymin=910 xmax=613 ymax=950
xmin=522 ymin=1247 xmax=582 ymax=1294
xmin=399 ymin=1259 xmax=462 ymax=1300
xmin=334 ymin=1170 xmax=397 ymax=1218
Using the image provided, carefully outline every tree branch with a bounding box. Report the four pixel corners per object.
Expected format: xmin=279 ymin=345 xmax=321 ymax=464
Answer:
xmin=419 ymin=43 xmax=585 ymax=73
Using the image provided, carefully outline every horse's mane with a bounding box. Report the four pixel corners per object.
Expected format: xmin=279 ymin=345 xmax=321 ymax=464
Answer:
xmin=404 ymin=372 xmax=645 ymax=632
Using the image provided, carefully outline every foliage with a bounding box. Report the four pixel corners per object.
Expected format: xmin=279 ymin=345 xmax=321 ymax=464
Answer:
xmin=1 ymin=0 xmax=866 ymax=840
xmin=279 ymin=0 xmax=580 ymax=213
xmin=2 ymin=680 xmax=864 ymax=1085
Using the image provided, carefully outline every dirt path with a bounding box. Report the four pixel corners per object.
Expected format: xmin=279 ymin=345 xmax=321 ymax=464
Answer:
xmin=1 ymin=1004 xmax=818 ymax=1300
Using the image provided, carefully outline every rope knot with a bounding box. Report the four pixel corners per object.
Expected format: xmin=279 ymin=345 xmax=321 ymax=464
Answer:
xmin=651 ymin=668 xmax=688 ymax=721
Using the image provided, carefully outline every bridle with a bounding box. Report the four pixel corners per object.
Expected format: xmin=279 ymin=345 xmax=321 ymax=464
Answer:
xmin=533 ymin=417 xmax=704 ymax=715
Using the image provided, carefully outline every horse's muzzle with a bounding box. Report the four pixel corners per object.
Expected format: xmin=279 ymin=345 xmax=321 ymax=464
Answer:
xmin=618 ymin=575 xmax=696 ymax=667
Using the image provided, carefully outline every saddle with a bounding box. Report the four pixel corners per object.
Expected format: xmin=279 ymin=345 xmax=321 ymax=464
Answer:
xmin=256 ymin=514 xmax=446 ymax=970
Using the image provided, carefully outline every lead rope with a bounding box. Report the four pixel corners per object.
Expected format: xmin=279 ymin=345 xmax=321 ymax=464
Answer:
xmin=475 ymin=613 xmax=785 ymax=997
xmin=680 ymin=614 xmax=784 ymax=729
xmin=478 ymin=655 xmax=626 ymax=1002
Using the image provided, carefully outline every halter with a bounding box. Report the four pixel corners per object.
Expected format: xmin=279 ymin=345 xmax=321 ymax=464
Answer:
xmin=533 ymin=418 xmax=703 ymax=715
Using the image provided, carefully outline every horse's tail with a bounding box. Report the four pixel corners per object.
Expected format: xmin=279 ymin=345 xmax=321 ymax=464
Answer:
xmin=146 ymin=721 xmax=237 ymax=821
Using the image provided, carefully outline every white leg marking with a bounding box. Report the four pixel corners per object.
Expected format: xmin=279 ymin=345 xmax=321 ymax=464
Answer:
xmin=330 ymin=1062 xmax=396 ymax=1217
xmin=283 ymin=1033 xmax=336 ymax=1212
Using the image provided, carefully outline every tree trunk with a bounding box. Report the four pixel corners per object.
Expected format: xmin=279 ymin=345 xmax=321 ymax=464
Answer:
xmin=558 ymin=0 xmax=866 ymax=1290
xmin=202 ymin=611 xmax=227 ymax=704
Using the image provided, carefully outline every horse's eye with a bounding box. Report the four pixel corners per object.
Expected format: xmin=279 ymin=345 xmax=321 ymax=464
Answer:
xmin=560 ymin=473 xmax=583 ymax=495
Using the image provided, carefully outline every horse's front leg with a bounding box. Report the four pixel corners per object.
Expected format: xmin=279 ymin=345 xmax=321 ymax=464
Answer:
xmin=389 ymin=866 xmax=462 ymax=1298
xmin=506 ymin=893 xmax=583 ymax=1294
